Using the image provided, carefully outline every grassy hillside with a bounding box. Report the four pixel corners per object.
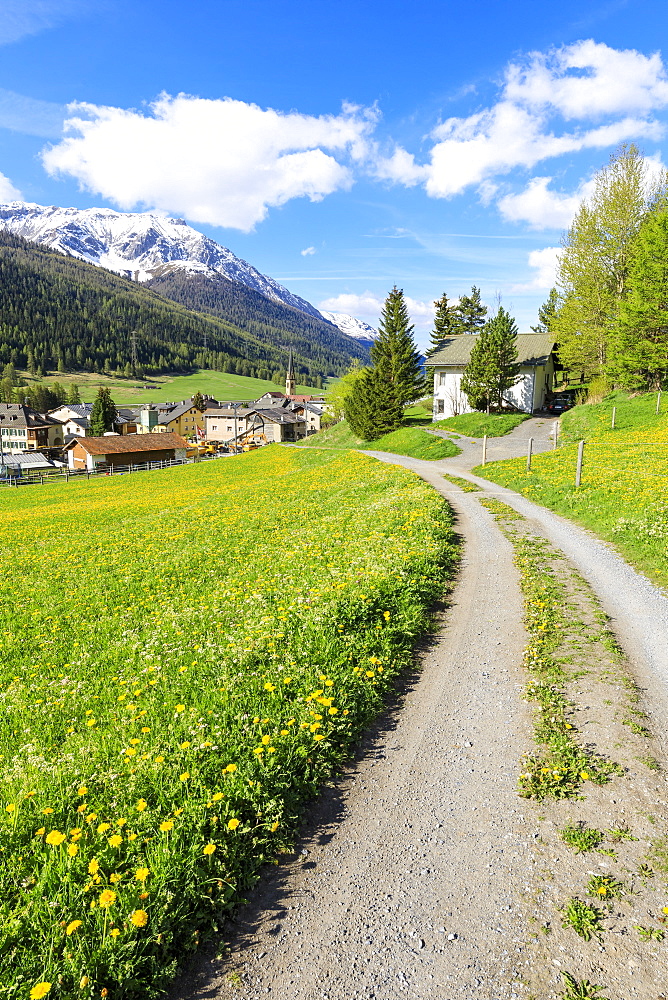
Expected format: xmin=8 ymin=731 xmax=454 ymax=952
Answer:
xmin=299 ymin=419 xmax=461 ymax=460
xmin=432 ymin=412 xmax=529 ymax=437
xmin=477 ymin=392 xmax=668 ymax=586
xmin=17 ymin=368 xmax=315 ymax=405
xmin=1 ymin=447 xmax=458 ymax=1000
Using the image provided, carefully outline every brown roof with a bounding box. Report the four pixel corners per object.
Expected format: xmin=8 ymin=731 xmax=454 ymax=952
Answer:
xmin=65 ymin=432 xmax=188 ymax=455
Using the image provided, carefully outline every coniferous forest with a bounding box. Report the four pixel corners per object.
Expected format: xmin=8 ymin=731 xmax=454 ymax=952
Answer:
xmin=0 ymin=232 xmax=368 ymax=383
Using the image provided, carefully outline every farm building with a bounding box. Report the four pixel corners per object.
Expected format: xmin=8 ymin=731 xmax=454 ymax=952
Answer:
xmin=65 ymin=432 xmax=188 ymax=471
xmin=427 ymin=334 xmax=557 ymax=419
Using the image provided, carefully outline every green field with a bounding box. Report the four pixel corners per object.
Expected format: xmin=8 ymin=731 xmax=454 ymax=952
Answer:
xmin=477 ymin=393 xmax=668 ymax=586
xmin=1 ymin=447 xmax=457 ymax=1000
xmin=16 ymin=369 xmax=315 ymax=405
xmin=432 ymin=412 xmax=530 ymax=437
xmin=298 ymin=416 xmax=461 ymax=460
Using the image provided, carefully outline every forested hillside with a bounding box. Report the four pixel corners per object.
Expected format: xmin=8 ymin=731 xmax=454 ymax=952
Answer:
xmin=0 ymin=233 xmax=365 ymax=381
xmin=145 ymin=270 xmax=368 ymax=368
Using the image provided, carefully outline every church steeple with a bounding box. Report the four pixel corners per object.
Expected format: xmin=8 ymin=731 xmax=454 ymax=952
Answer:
xmin=285 ymin=349 xmax=296 ymax=396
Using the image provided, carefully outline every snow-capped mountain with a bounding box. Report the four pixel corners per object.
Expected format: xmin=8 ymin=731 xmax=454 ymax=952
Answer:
xmin=319 ymin=311 xmax=378 ymax=344
xmin=0 ymin=202 xmax=324 ymax=320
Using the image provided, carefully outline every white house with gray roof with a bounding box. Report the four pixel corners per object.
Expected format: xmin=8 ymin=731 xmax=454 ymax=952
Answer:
xmin=426 ymin=334 xmax=557 ymax=419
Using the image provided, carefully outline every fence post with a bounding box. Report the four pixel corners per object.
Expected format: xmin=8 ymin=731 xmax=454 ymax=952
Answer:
xmin=575 ymin=439 xmax=585 ymax=487
xmin=553 ymin=423 xmax=558 ymax=449
xmin=482 ymin=434 xmax=487 ymax=466
xmin=526 ymin=437 xmax=533 ymax=471
xmin=657 ymin=391 xmax=662 ymax=415
xmin=611 ymin=406 xmax=616 ymax=429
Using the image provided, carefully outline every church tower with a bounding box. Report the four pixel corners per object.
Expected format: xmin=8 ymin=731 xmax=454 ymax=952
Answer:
xmin=285 ymin=349 xmax=296 ymax=396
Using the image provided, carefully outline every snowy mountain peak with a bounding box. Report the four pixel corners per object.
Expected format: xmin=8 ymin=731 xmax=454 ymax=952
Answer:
xmin=0 ymin=202 xmax=323 ymax=319
xmin=319 ymin=311 xmax=378 ymax=344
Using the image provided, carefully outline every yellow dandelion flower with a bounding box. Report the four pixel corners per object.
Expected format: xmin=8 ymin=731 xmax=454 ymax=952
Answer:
xmin=135 ymin=867 xmax=150 ymax=882
xmin=97 ymin=823 xmax=111 ymax=834
xmin=227 ymin=818 xmax=240 ymax=831
xmin=270 ymin=821 xmax=279 ymax=832
xmin=66 ymin=919 xmax=82 ymax=935
xmin=30 ymin=983 xmax=52 ymax=999
xmin=203 ymin=843 xmax=216 ymax=855
xmin=580 ymin=771 xmax=590 ymax=781
xmin=261 ymin=735 xmax=271 ymax=745
xmin=179 ymin=772 xmax=189 ymax=782
xmin=35 ymin=827 xmax=45 ymax=837
xmin=79 ymin=976 xmax=89 ymax=989
xmin=88 ymin=858 xmax=99 ymax=875
xmin=68 ymin=843 xmax=79 ymax=858
xmin=212 ymin=792 xmax=224 ymax=802
xmin=159 ymin=820 xmax=174 ymax=833
xmin=313 ymin=734 xmax=325 ymax=742
xmin=98 ymin=889 xmax=116 ymax=909
xmin=180 ymin=741 xmax=191 ymax=749
xmin=225 ymin=763 xmax=237 ymax=773
xmin=109 ymin=928 xmax=120 ymax=938
xmin=107 ymin=835 xmax=123 ymax=848
xmin=175 ymin=704 xmax=185 ymax=713
xmin=109 ymin=873 xmax=121 ymax=884
xmin=129 ymin=909 xmax=148 ymax=927
xmin=136 ymin=799 xmax=148 ymax=811
xmin=42 ymin=807 xmax=54 ymax=815
xmin=5 ymin=803 xmax=16 ymax=813
xmin=45 ymin=830 xmax=66 ymax=846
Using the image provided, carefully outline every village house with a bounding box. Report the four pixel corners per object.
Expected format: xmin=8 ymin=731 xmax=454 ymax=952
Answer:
xmin=153 ymin=396 xmax=221 ymax=438
xmin=238 ymin=408 xmax=306 ymax=446
xmin=427 ymin=333 xmax=557 ymax=419
xmin=65 ymin=432 xmax=188 ymax=471
xmin=0 ymin=403 xmax=64 ymax=452
xmin=49 ymin=403 xmax=138 ymax=441
xmin=204 ymin=407 xmax=254 ymax=446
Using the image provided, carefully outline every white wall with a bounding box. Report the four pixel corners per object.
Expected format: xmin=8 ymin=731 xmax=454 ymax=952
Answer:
xmin=432 ymin=359 xmax=555 ymax=419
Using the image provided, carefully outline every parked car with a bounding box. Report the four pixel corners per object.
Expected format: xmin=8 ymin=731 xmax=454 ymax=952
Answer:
xmin=547 ymin=394 xmax=574 ymax=414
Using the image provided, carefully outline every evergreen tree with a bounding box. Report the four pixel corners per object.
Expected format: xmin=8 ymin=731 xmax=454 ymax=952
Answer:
xmin=456 ymin=286 xmax=487 ymax=334
xmin=371 ymin=286 xmax=425 ymax=407
xmin=344 ymin=366 xmax=403 ymax=440
xmin=461 ymin=307 xmax=521 ymax=413
xmin=191 ymin=391 xmax=206 ymax=412
xmin=609 ymin=209 xmax=668 ymax=389
xmin=427 ymin=293 xmax=461 ymax=355
xmin=68 ymin=384 xmax=82 ymax=404
xmin=531 ymin=288 xmax=559 ymax=334
xmin=90 ymin=387 xmax=117 ymax=436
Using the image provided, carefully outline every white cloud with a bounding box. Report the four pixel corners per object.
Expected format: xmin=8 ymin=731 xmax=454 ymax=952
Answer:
xmin=504 ymin=40 xmax=668 ymax=119
xmin=0 ymin=169 xmax=21 ymax=201
xmin=42 ymin=94 xmax=377 ymax=231
xmin=370 ymin=41 xmax=668 ymax=206
xmin=498 ymin=176 xmax=597 ymax=229
xmin=318 ymin=290 xmax=435 ymax=329
xmin=300 ymin=246 xmax=316 ymax=256
xmin=511 ymin=247 xmax=561 ymax=291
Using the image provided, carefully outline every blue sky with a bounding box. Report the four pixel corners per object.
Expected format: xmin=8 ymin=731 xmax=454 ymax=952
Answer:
xmin=1 ymin=0 xmax=668 ymax=348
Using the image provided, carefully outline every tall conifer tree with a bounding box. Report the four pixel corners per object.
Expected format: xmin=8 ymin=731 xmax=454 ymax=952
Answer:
xmin=456 ymin=286 xmax=487 ymax=334
xmin=90 ymin=387 xmax=117 ymax=436
xmin=427 ymin=293 xmax=460 ymax=355
xmin=371 ymin=286 xmax=425 ymax=407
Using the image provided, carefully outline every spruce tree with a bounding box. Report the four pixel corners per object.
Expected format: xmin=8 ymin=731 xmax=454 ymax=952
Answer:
xmin=90 ymin=387 xmax=117 ymax=436
xmin=531 ymin=288 xmax=559 ymax=334
xmin=67 ymin=384 xmax=82 ymax=404
xmin=456 ymin=286 xmax=487 ymax=334
xmin=371 ymin=286 xmax=425 ymax=407
xmin=344 ymin=367 xmax=403 ymax=440
xmin=427 ymin=293 xmax=461 ymax=355
xmin=461 ymin=307 xmax=521 ymax=413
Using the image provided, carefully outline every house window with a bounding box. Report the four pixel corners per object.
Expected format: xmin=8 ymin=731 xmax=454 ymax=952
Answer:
xmin=437 ymin=399 xmax=445 ymax=413
xmin=439 ymin=372 xmax=447 ymax=386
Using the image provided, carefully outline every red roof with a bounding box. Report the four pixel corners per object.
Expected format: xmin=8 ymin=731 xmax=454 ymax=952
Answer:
xmin=65 ymin=432 xmax=188 ymax=455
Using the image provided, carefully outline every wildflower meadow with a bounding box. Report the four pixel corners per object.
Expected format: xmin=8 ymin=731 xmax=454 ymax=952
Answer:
xmin=1 ymin=446 xmax=457 ymax=1000
xmin=477 ymin=392 xmax=668 ymax=585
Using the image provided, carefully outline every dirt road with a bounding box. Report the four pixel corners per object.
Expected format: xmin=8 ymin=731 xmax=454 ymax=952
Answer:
xmin=171 ymin=421 xmax=668 ymax=1000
